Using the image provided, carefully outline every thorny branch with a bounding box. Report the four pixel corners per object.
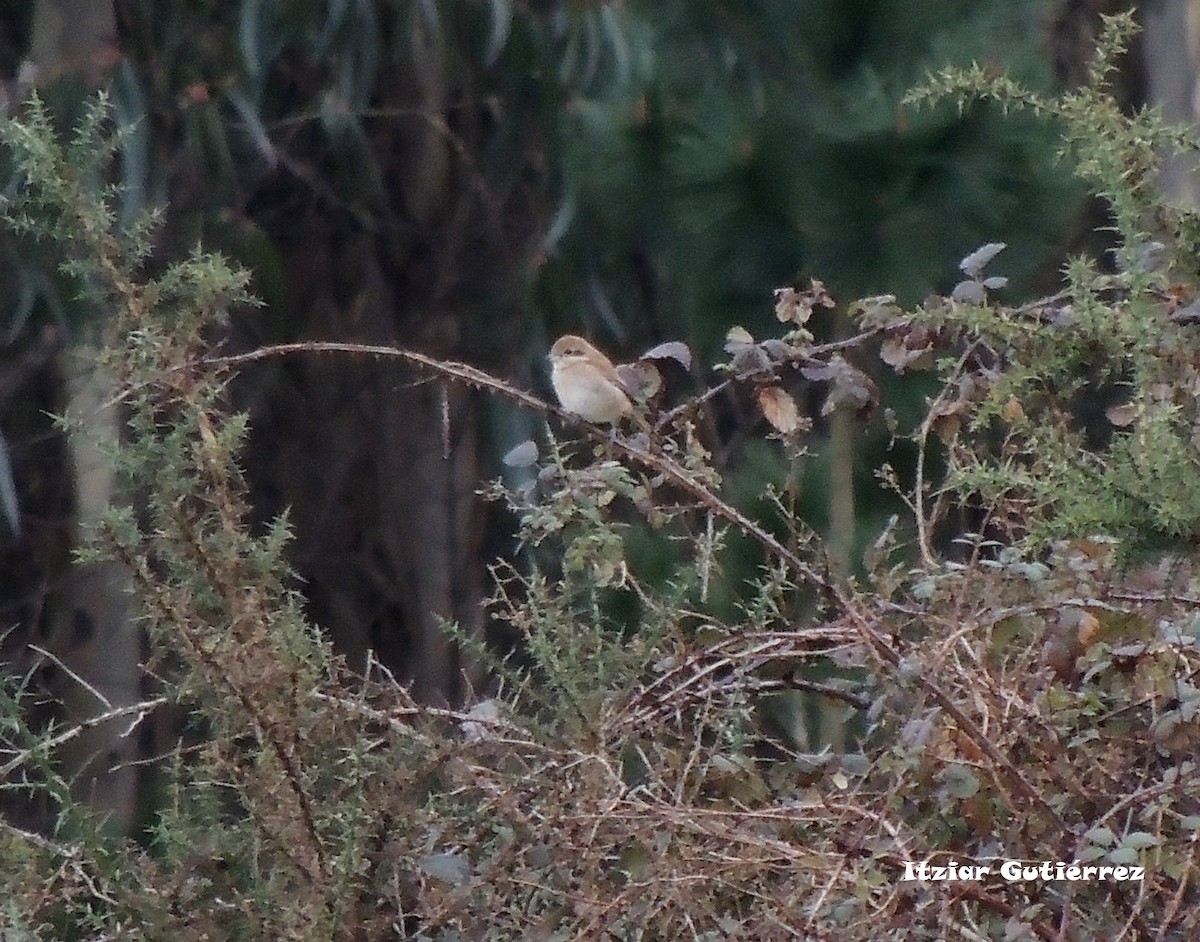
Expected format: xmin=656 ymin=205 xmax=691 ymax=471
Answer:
xmin=0 ymin=694 xmax=167 ymax=778
xmin=186 ymin=333 xmax=879 ymax=595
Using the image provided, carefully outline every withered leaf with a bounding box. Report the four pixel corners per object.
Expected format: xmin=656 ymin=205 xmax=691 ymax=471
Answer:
xmin=1106 ymin=402 xmax=1138 ymax=427
xmin=724 ymin=325 xmax=755 ymax=350
xmin=931 ymin=411 xmax=962 ymax=443
xmin=617 ymin=361 xmax=662 ymax=400
xmin=1076 ymin=610 xmax=1101 ymax=647
xmin=756 ymin=385 xmax=803 ymax=434
xmin=1001 ymin=397 xmax=1026 ymax=424
xmin=849 ymin=294 xmax=901 ymax=329
xmin=930 ymin=394 xmax=970 ymax=444
xmin=880 ymin=332 xmax=934 ymax=373
xmin=773 ymin=286 xmax=804 ymax=324
xmin=773 ymin=279 xmax=835 ymax=325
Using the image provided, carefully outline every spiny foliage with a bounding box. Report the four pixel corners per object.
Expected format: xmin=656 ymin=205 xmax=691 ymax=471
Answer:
xmin=905 ymin=10 xmax=1200 ymax=551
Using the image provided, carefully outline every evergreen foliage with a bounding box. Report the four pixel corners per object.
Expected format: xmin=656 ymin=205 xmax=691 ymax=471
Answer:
xmin=553 ymin=0 xmax=1084 ymax=355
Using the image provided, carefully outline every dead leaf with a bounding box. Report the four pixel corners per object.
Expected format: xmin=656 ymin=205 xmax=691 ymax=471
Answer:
xmin=1001 ymin=397 xmax=1026 ymax=424
xmin=1076 ymin=610 xmax=1101 ymax=647
xmin=616 ymin=361 xmax=662 ymax=400
xmin=774 ymin=287 xmax=804 ymax=324
xmin=725 ymin=325 xmax=755 ymax=350
xmin=1106 ymin=402 xmax=1138 ymax=427
xmin=849 ymin=294 xmax=901 ymax=329
xmin=756 ymin=386 xmax=803 ymax=434
xmin=773 ymin=279 xmax=835 ymax=325
xmin=880 ymin=330 xmax=934 ymax=373
xmin=802 ymin=355 xmax=878 ymax=417
xmin=930 ymin=396 xmax=969 ymax=444
xmin=931 ymin=411 xmax=962 ymax=444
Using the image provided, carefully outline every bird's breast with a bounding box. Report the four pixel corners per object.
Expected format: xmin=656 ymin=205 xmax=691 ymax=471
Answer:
xmin=551 ymin=362 xmax=632 ymax=423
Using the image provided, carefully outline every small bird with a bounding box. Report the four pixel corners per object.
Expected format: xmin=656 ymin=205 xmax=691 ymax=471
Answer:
xmin=548 ymin=334 xmax=651 ymax=433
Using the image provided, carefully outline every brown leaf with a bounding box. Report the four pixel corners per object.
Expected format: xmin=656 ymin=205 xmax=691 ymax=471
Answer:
xmin=616 ymin=361 xmax=662 ymax=400
xmin=756 ymin=386 xmax=803 ymax=434
xmin=849 ymin=294 xmax=901 ymax=329
xmin=773 ymin=287 xmax=804 ymax=324
xmin=931 ymin=411 xmax=962 ymax=444
xmin=1040 ymin=633 xmax=1080 ymax=683
xmin=1076 ymin=610 xmax=1101 ymax=647
xmin=929 ymin=397 xmax=968 ymax=443
xmin=773 ymin=279 xmax=835 ymax=325
xmin=1106 ymin=402 xmax=1138 ymax=427
xmin=1001 ymin=397 xmax=1026 ymax=424
xmin=879 ymin=330 xmax=934 ymax=373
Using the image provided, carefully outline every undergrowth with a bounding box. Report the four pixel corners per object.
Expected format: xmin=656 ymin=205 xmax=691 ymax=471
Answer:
xmin=3 ymin=12 xmax=1200 ymax=941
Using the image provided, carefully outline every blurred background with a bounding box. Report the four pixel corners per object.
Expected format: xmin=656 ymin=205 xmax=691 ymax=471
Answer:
xmin=0 ymin=0 xmax=1192 ymax=830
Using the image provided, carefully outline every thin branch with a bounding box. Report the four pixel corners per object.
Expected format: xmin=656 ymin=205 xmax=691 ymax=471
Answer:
xmin=27 ymin=644 xmax=114 ymax=711
xmin=913 ymin=341 xmax=980 ymax=568
xmin=0 ymin=819 xmax=77 ymax=858
xmin=656 ymin=327 xmax=883 ymax=428
xmin=179 ymin=340 xmax=839 ymax=592
xmin=0 ymin=695 xmax=167 ymax=778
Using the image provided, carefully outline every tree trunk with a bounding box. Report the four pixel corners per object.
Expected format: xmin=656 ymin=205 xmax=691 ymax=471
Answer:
xmin=1142 ymin=0 xmax=1200 ymax=205
xmin=48 ymin=352 xmax=140 ymax=831
xmin=30 ymin=0 xmax=140 ymax=833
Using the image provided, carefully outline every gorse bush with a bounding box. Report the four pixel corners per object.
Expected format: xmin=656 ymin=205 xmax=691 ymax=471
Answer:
xmin=3 ymin=12 xmax=1200 ymax=940
xmin=906 ymin=12 xmax=1200 ymax=552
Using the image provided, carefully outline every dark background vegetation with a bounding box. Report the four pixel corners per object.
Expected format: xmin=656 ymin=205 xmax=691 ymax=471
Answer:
xmin=6 ymin=1 xmax=1200 ymax=939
